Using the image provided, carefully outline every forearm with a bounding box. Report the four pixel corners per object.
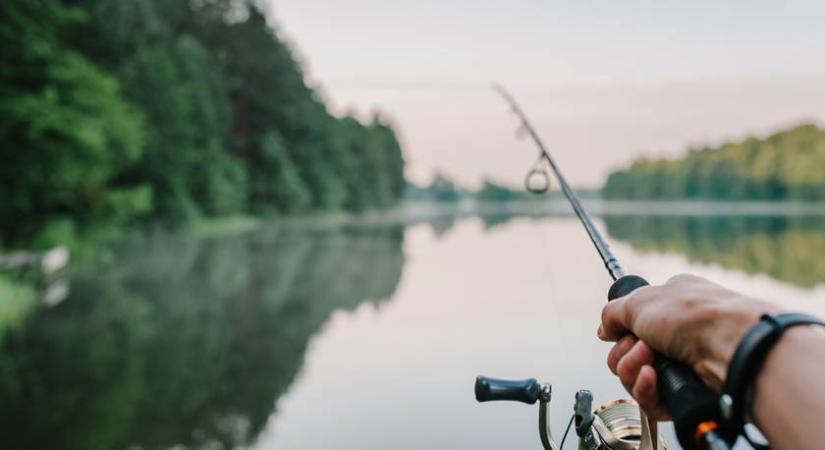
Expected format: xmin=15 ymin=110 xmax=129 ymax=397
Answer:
xmin=752 ymin=327 xmax=825 ymax=450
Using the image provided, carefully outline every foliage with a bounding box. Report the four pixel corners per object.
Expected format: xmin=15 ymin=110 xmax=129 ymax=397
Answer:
xmin=603 ymin=124 xmax=825 ymax=201
xmin=0 ymin=224 xmax=405 ymax=449
xmin=0 ymin=0 xmax=406 ymax=244
xmin=0 ymin=274 xmax=38 ymax=339
xmin=405 ymin=172 xmax=467 ymax=203
xmin=476 ymin=178 xmax=536 ymax=202
xmin=604 ymin=215 xmax=825 ymax=288
xmin=0 ymin=0 xmax=146 ymax=241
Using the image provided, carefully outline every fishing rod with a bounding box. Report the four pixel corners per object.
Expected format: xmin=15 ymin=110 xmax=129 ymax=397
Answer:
xmin=492 ymin=85 xmax=623 ymax=282
xmin=474 ymin=86 xmax=736 ymax=450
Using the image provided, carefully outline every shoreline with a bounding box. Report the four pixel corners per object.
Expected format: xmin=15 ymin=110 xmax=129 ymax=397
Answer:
xmin=194 ymin=199 xmax=825 ymax=235
xmin=11 ymin=199 xmax=822 ymax=252
xmin=399 ymin=199 xmax=825 ymax=220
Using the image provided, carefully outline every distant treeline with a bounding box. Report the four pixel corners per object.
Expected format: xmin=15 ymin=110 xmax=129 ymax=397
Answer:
xmin=603 ymin=124 xmax=825 ymax=201
xmin=406 ymin=174 xmax=535 ymax=202
xmin=405 ymin=173 xmax=598 ymax=203
xmin=405 ymin=173 xmax=469 ymax=203
xmin=1 ymin=0 xmax=405 ymax=243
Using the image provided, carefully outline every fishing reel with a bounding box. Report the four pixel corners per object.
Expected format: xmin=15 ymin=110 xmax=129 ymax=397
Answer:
xmin=475 ymin=376 xmax=669 ymax=450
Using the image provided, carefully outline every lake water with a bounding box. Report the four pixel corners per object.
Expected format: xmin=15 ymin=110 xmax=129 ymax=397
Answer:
xmin=2 ymin=207 xmax=824 ymax=449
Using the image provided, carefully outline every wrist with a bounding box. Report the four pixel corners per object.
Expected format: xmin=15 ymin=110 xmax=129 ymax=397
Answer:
xmin=751 ymin=325 xmax=825 ymax=426
xmin=747 ymin=323 xmax=825 ymax=450
xmin=721 ymin=313 xmax=825 ymax=444
xmin=700 ymin=301 xmax=781 ymax=388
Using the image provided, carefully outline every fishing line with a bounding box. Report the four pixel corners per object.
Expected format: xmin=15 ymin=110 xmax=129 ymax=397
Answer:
xmin=558 ymin=413 xmax=575 ymax=449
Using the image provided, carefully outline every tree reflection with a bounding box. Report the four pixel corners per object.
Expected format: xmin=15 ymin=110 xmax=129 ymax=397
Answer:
xmin=604 ymin=215 xmax=825 ymax=288
xmin=0 ymin=225 xmax=404 ymax=450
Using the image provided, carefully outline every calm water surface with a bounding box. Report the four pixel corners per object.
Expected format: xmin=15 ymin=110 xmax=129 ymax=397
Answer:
xmin=2 ymin=212 xmax=824 ymax=449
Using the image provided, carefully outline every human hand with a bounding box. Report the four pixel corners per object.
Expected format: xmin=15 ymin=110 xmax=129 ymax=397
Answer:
xmin=597 ymin=274 xmax=780 ymax=420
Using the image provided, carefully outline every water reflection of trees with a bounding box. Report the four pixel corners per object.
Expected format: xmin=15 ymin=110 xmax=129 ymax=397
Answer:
xmin=0 ymin=225 xmax=405 ymax=450
xmin=422 ymin=209 xmax=825 ymax=288
xmin=603 ymin=216 xmax=825 ymax=288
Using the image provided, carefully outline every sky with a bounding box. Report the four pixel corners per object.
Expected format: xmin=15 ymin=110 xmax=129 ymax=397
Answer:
xmin=264 ymin=0 xmax=825 ymax=188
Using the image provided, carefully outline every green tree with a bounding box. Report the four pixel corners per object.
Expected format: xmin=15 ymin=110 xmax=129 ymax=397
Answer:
xmin=251 ymin=132 xmax=311 ymax=213
xmin=603 ymin=125 xmax=825 ymax=201
xmin=0 ymin=0 xmax=146 ymax=241
xmin=429 ymin=172 xmax=463 ymax=202
xmin=1 ymin=0 xmax=407 ymax=245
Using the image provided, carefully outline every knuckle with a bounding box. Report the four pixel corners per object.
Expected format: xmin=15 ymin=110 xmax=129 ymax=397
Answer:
xmin=636 ymin=341 xmax=654 ymax=361
xmin=667 ymin=273 xmax=696 ymax=285
xmin=625 ymin=284 xmax=652 ymax=302
xmin=681 ymin=295 xmax=702 ymax=310
xmin=616 ymin=355 xmax=634 ymax=382
xmin=688 ymin=299 xmax=718 ymax=324
xmin=622 ymin=285 xmax=655 ymax=314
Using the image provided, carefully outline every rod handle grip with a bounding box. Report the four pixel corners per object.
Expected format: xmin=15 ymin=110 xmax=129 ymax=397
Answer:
xmin=607 ymin=274 xmax=650 ymax=300
xmin=608 ymin=275 xmax=729 ymax=450
xmin=474 ymin=376 xmax=542 ymax=404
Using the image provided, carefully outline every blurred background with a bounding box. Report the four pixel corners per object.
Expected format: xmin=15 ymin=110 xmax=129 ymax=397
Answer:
xmin=1 ymin=1 xmax=824 ymax=449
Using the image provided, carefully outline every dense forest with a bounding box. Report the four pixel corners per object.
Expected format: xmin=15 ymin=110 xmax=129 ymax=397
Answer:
xmin=0 ymin=0 xmax=405 ymax=245
xmin=603 ymin=124 xmax=825 ymax=201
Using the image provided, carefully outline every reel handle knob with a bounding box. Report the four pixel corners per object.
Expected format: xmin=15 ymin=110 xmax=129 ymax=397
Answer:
xmin=608 ymin=275 xmax=731 ymax=450
xmin=474 ymin=376 xmax=543 ymax=404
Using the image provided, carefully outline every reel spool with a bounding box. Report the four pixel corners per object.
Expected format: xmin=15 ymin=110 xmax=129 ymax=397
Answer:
xmin=590 ymin=399 xmax=669 ymax=450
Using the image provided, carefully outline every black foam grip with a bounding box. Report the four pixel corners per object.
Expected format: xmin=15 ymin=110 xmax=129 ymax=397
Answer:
xmin=607 ymin=274 xmax=650 ymax=300
xmin=474 ymin=376 xmax=541 ymax=404
xmin=608 ymin=275 xmax=729 ymax=450
xmin=654 ymin=356 xmax=726 ymax=449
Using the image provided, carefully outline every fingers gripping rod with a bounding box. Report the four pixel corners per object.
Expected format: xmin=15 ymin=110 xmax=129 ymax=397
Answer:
xmin=494 ymin=85 xmax=733 ymax=450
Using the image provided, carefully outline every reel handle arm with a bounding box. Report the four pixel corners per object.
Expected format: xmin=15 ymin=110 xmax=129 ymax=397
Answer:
xmin=474 ymin=376 xmax=544 ymax=404
xmin=608 ymin=275 xmax=731 ymax=450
